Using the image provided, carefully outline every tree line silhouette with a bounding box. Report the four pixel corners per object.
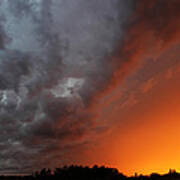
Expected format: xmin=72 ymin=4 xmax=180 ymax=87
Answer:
xmin=0 ymin=166 xmax=179 ymax=180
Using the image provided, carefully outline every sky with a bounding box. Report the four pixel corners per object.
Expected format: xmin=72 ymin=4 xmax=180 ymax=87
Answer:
xmin=0 ymin=0 xmax=180 ymax=176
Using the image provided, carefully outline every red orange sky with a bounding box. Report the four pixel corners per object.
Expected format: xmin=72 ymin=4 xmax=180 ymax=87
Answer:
xmin=70 ymin=1 xmax=180 ymax=175
xmin=75 ymin=45 xmax=180 ymax=176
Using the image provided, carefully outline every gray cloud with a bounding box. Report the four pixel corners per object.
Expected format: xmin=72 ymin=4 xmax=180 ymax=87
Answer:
xmin=0 ymin=0 xmax=135 ymax=174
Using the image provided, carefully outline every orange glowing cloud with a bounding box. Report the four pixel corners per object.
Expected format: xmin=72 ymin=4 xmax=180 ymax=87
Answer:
xmin=110 ymin=0 xmax=180 ymax=89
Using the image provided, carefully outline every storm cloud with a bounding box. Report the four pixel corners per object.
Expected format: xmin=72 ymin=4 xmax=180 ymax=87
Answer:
xmin=0 ymin=0 xmax=135 ymax=174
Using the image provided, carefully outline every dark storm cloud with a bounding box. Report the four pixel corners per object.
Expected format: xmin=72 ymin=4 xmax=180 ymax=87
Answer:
xmin=0 ymin=0 xmax=136 ymax=173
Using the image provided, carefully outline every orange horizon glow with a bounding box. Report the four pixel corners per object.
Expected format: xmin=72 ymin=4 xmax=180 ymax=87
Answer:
xmin=75 ymin=59 xmax=180 ymax=176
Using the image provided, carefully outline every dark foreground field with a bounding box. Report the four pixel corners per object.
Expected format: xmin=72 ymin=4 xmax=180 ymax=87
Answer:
xmin=0 ymin=166 xmax=179 ymax=180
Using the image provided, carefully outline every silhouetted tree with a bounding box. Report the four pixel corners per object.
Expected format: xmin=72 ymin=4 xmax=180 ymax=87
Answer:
xmin=2 ymin=166 xmax=180 ymax=180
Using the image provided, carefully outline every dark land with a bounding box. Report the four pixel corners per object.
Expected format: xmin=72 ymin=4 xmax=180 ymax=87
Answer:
xmin=0 ymin=166 xmax=179 ymax=180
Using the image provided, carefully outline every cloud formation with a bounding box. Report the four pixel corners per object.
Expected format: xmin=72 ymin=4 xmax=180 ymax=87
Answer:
xmin=0 ymin=0 xmax=180 ymax=174
xmin=110 ymin=0 xmax=180 ymax=88
xmin=141 ymin=78 xmax=157 ymax=94
xmin=0 ymin=0 xmax=135 ymax=174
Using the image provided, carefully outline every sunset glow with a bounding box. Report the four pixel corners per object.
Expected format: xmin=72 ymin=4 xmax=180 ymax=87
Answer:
xmin=0 ymin=0 xmax=180 ymax=176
